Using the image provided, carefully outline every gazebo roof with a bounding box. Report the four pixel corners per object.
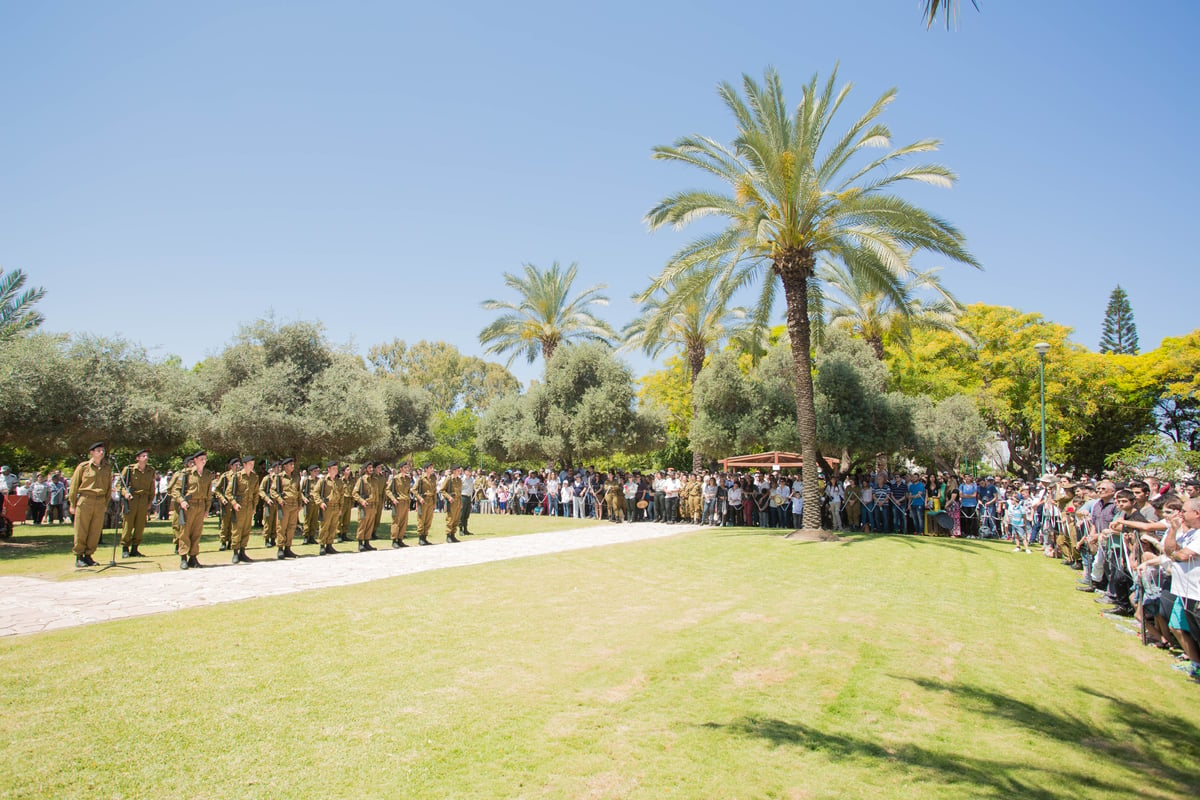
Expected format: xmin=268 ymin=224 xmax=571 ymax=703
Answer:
xmin=717 ymin=451 xmax=838 ymax=470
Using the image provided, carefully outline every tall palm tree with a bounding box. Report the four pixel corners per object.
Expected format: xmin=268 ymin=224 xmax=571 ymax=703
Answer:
xmin=479 ymin=261 xmax=615 ymax=367
xmin=0 ymin=267 xmax=46 ymax=343
xmin=821 ymin=261 xmax=968 ymax=359
xmin=623 ymin=266 xmax=749 ymax=470
xmin=922 ymin=0 xmax=979 ymax=30
xmin=643 ymin=67 xmax=979 ymax=529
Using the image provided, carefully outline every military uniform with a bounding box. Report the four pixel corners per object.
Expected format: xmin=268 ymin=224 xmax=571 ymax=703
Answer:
xmin=442 ymin=471 xmax=462 ymax=542
xmin=688 ymin=478 xmax=703 ymax=523
xmin=259 ymin=467 xmax=279 ymax=546
xmin=213 ymin=461 xmax=240 ymax=550
xmin=338 ymin=468 xmax=354 ymax=541
xmin=386 ymin=470 xmax=413 ymax=546
xmin=270 ymin=460 xmax=302 ymax=558
xmin=229 ymin=462 xmax=260 ymax=562
xmin=165 ymin=465 xmax=188 ymax=549
xmin=605 ymin=477 xmax=623 ymax=523
xmin=171 ymin=455 xmax=214 ymax=567
xmin=302 ymin=468 xmax=320 ymax=544
xmin=416 ymin=470 xmax=437 ymax=544
xmin=118 ymin=458 xmax=155 ymax=554
xmin=314 ymin=463 xmax=343 ymax=553
xmin=352 ymin=469 xmax=380 ymax=546
xmin=68 ymin=447 xmax=113 ymax=564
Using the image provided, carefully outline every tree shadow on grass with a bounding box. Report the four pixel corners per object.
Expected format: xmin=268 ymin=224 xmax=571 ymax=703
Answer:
xmin=698 ymin=715 xmax=1119 ymax=799
xmin=900 ymin=677 xmax=1200 ymax=796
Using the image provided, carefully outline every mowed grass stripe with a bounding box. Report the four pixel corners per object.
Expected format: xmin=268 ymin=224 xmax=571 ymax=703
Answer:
xmin=2 ymin=530 xmax=1196 ymax=799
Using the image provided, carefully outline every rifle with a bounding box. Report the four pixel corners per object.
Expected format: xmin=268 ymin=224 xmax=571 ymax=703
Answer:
xmin=230 ymin=472 xmax=239 ymax=527
xmin=119 ymin=465 xmax=132 ymax=517
xmin=179 ymin=470 xmax=190 ymax=528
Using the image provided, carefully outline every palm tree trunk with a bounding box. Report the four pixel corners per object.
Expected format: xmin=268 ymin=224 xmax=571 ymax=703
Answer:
xmin=868 ymin=335 xmax=885 ymax=360
xmin=777 ymin=258 xmax=822 ymax=530
xmin=688 ymin=344 xmax=705 ymax=473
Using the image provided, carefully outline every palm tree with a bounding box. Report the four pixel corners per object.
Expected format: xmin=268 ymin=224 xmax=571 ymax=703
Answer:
xmin=821 ymin=261 xmax=969 ymax=359
xmin=0 ymin=267 xmax=46 ymax=343
xmin=922 ymin=0 xmax=979 ymax=30
xmin=623 ymin=266 xmax=749 ymax=470
xmin=479 ymin=261 xmax=615 ymax=367
xmin=643 ymin=67 xmax=979 ymax=529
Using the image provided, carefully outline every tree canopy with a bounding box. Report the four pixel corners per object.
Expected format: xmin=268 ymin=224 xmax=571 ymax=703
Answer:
xmin=476 ymin=343 xmax=662 ymax=467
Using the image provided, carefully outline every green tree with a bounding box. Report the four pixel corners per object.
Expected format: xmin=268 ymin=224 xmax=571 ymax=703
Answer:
xmin=0 ymin=267 xmax=46 ymax=343
xmin=624 ymin=267 xmax=748 ymax=470
xmin=644 ymin=67 xmax=978 ymax=527
xmin=1099 ymin=285 xmax=1139 ymax=355
xmin=910 ymin=394 xmax=990 ymax=473
xmin=479 ymin=261 xmax=616 ymax=367
xmin=811 ymin=331 xmax=915 ymax=471
xmin=0 ymin=333 xmax=193 ymax=455
xmin=367 ymin=339 xmax=519 ymax=413
xmin=888 ymin=304 xmax=1152 ymax=477
xmin=1106 ymin=434 xmax=1200 ymax=481
xmin=201 ymin=319 xmax=431 ymax=461
xmin=821 ymin=261 xmax=967 ymax=359
xmin=476 ymin=343 xmax=662 ymax=467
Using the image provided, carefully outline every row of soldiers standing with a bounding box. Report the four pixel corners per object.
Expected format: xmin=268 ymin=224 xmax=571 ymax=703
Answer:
xmin=112 ymin=449 xmax=472 ymax=570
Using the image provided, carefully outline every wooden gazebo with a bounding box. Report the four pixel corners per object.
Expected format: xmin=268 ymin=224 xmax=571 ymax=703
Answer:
xmin=717 ymin=451 xmax=840 ymax=472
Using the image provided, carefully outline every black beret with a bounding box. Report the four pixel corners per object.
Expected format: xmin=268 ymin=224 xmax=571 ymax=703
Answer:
xmin=307 ymin=464 xmax=318 ymax=472
xmin=134 ymin=449 xmax=150 ymax=458
xmin=281 ymin=457 xmax=295 ymax=466
xmin=228 ymin=457 xmax=241 ymax=467
xmin=189 ymin=450 xmax=207 ymax=461
xmin=325 ymin=460 xmax=338 ymax=468
xmin=88 ymin=441 xmax=107 ymax=452
xmin=424 ymin=462 xmax=434 ymax=469
xmin=240 ymin=455 xmax=256 ymax=463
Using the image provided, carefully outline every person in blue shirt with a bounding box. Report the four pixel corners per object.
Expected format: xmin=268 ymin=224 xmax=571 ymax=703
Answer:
xmin=960 ymin=475 xmax=980 ymax=538
xmin=908 ymin=475 xmax=926 ymax=534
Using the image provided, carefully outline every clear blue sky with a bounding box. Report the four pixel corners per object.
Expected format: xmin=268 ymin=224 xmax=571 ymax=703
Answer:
xmin=3 ymin=1 xmax=1196 ymax=385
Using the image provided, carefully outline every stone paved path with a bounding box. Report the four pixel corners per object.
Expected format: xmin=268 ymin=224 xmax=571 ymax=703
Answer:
xmin=0 ymin=523 xmax=701 ymax=638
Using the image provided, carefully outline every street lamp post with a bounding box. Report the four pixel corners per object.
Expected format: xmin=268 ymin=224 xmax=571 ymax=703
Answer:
xmin=1034 ymin=342 xmax=1050 ymax=476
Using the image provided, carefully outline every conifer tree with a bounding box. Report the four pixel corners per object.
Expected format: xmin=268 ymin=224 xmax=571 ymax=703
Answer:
xmin=1099 ymin=285 xmax=1139 ymax=354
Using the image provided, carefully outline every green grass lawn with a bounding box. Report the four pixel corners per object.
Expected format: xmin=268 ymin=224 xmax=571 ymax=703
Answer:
xmin=2 ymin=528 xmax=1197 ymax=799
xmin=0 ymin=510 xmax=603 ymax=580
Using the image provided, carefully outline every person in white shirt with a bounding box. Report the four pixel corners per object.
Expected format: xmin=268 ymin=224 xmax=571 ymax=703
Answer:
xmin=559 ymin=480 xmax=574 ymax=518
xmin=1165 ymin=499 xmax=1200 ymax=681
xmin=664 ymin=472 xmax=681 ymax=523
xmin=826 ymin=481 xmax=844 ymax=531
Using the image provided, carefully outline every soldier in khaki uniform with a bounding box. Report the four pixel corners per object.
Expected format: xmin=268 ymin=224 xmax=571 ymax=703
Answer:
xmin=171 ymin=449 xmax=214 ymax=570
xmin=301 ymin=464 xmax=320 ymax=545
xmin=442 ymin=466 xmax=463 ymax=543
xmin=416 ymin=463 xmax=438 ymax=545
xmin=228 ymin=456 xmax=259 ymax=564
xmin=270 ymin=457 xmax=302 ymax=559
xmin=313 ymin=460 xmax=343 ymax=555
xmin=118 ymin=448 xmax=155 ymax=558
xmin=604 ymin=472 xmax=624 ymax=523
xmin=688 ymin=476 xmax=704 ymax=523
xmin=165 ymin=455 xmax=193 ymax=551
xmin=386 ymin=462 xmax=414 ymax=548
xmin=260 ymin=460 xmax=282 ymax=547
xmin=213 ymin=457 xmax=240 ymax=551
xmin=69 ymin=441 xmax=114 ymax=568
xmin=337 ymin=465 xmax=354 ymax=542
xmin=352 ymin=462 xmax=379 ymax=551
